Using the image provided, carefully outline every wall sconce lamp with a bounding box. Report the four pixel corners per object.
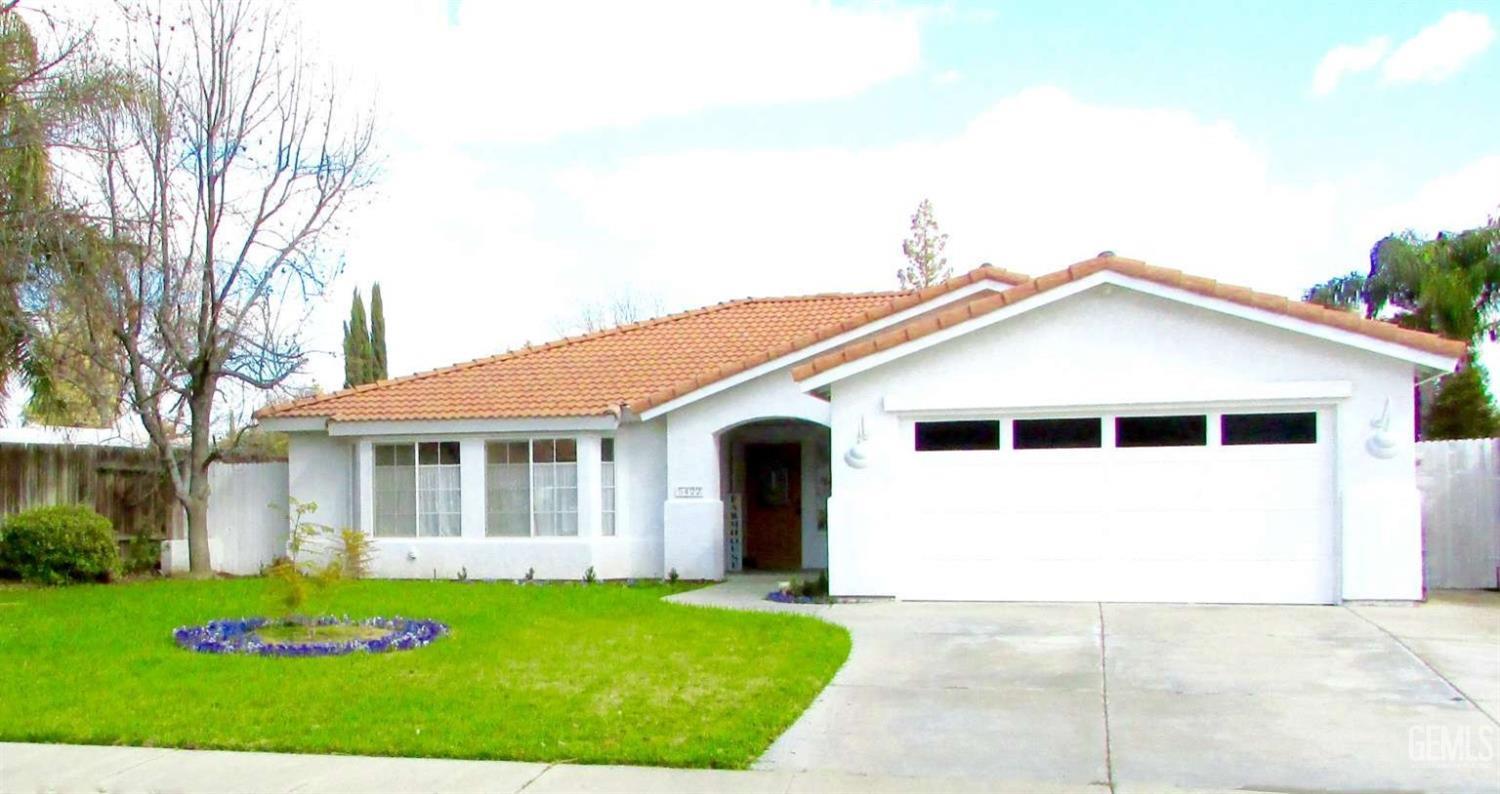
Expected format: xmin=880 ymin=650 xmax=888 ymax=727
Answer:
xmin=1366 ymin=399 xmax=1398 ymax=459
xmin=844 ymin=417 xmax=871 ymax=469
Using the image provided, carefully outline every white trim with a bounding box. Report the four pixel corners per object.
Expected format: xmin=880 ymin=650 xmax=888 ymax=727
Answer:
xmin=328 ymin=416 xmax=617 ymax=437
xmin=370 ymin=440 xmax=463 ymax=539
xmin=883 ymin=381 xmax=1354 ymax=415
xmin=257 ymin=416 xmax=327 ymax=433
xmin=1111 ymin=275 xmax=1460 ymax=371
xmin=480 ymin=436 xmax=582 ymax=539
xmin=799 ymin=272 xmax=1461 ymax=391
xmin=638 ymin=280 xmax=1014 ymax=421
xmin=798 ymin=277 xmax=1097 ymax=391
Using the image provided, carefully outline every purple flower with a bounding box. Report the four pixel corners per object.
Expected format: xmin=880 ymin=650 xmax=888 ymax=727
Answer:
xmin=173 ymin=616 xmax=448 ymax=657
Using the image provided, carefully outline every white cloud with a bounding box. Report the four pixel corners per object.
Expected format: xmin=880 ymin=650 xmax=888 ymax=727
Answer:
xmin=300 ymin=95 xmax=1500 ymax=396
xmin=299 ymin=0 xmax=924 ymax=144
xmin=314 ymin=87 xmax=1364 ymax=387
xmin=1310 ymin=36 xmax=1390 ymax=96
xmin=558 ymin=87 xmax=1342 ymax=306
xmin=1383 ymin=11 xmax=1495 ymax=85
xmin=1361 ymin=154 xmax=1500 ymax=238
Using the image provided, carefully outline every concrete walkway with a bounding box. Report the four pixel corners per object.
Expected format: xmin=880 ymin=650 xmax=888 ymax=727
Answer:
xmin=672 ymin=577 xmax=1500 ymax=793
xmin=0 ymin=742 xmax=1102 ymax=794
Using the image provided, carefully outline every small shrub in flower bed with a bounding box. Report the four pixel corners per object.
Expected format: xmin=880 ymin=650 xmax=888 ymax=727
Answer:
xmin=174 ymin=616 xmax=447 ymax=657
xmin=767 ymin=571 xmax=834 ymax=604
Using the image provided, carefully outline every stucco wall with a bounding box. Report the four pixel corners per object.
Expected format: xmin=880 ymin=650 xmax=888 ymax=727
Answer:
xmin=827 ymin=285 xmax=1425 ymax=601
xmin=279 ymin=427 xmax=666 ymax=581
xmin=661 ymin=368 xmax=832 ymax=579
xmin=288 ymin=433 xmax=355 ymax=530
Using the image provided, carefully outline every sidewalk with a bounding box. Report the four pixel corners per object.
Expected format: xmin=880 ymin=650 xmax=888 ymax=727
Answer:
xmin=0 ymin=743 xmax=1105 ymax=794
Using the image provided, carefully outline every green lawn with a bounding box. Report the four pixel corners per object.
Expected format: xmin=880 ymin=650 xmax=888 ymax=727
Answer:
xmin=0 ymin=578 xmax=850 ymax=768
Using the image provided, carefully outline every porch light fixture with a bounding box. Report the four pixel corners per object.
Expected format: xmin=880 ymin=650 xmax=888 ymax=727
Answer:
xmin=844 ymin=417 xmax=871 ymax=469
xmin=1366 ymin=399 xmax=1398 ymax=459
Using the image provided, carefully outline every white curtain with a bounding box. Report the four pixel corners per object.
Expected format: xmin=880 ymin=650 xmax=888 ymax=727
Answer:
xmin=417 ymin=464 xmax=462 ymax=537
xmin=533 ymin=462 xmax=578 ymax=536
xmin=374 ymin=460 xmax=416 ymax=538
xmin=601 ymin=461 xmax=615 ymax=536
xmin=486 ymin=462 xmax=531 ymax=537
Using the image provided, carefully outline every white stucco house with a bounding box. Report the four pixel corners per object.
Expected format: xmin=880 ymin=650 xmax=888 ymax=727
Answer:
xmin=257 ymin=254 xmax=1466 ymax=604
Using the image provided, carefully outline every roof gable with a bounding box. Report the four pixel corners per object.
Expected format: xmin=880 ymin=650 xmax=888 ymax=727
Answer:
xmin=792 ymin=256 xmax=1467 ymax=386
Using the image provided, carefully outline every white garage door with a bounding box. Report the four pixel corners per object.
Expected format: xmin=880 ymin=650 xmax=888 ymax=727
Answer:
xmin=890 ymin=408 xmax=1337 ymax=604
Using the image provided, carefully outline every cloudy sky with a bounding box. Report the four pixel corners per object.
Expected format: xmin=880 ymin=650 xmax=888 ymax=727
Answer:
xmin=35 ymin=1 xmax=1500 ymax=404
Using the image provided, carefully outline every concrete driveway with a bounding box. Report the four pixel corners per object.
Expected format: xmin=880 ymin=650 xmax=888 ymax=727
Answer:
xmin=674 ymin=582 xmax=1500 ymax=792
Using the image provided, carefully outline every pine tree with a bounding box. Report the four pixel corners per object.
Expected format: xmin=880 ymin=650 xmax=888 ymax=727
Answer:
xmin=369 ymin=282 xmax=387 ymax=381
xmin=896 ymin=199 xmax=951 ymax=290
xmin=343 ymin=288 xmax=373 ymax=388
xmin=1423 ymin=359 xmax=1500 ymax=440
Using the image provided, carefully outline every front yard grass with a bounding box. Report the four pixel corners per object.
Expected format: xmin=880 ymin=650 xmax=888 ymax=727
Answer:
xmin=0 ymin=578 xmax=850 ymax=768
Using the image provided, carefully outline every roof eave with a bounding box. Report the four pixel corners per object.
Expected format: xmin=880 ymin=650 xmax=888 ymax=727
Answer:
xmin=796 ymin=268 xmax=1465 ymax=391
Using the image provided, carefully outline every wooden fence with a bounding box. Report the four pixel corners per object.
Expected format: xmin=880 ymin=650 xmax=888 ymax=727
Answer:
xmin=1417 ymin=438 xmax=1500 ymax=590
xmin=0 ymin=442 xmax=180 ymax=540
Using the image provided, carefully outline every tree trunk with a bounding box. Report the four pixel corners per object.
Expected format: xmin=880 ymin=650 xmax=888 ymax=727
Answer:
xmin=185 ymin=385 xmax=215 ymax=576
xmin=185 ymin=492 xmax=210 ymax=576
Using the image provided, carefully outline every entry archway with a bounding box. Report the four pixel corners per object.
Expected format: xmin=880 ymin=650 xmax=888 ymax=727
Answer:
xmin=718 ymin=417 xmax=831 ymax=572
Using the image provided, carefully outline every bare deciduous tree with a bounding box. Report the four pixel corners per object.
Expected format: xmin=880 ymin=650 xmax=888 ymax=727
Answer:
xmin=555 ymin=290 xmax=665 ymax=336
xmin=45 ymin=0 xmax=375 ymax=574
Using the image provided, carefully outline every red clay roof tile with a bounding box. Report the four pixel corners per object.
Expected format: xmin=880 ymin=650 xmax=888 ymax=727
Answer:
xmin=790 ymin=255 xmax=1467 ymax=381
xmin=259 ymin=266 xmax=1029 ymax=423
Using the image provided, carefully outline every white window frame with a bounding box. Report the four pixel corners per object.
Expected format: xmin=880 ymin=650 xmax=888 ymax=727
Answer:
xmin=372 ymin=441 xmax=462 ymax=538
xmin=601 ymin=437 xmax=616 ymax=537
xmin=484 ymin=437 xmax=580 ymax=538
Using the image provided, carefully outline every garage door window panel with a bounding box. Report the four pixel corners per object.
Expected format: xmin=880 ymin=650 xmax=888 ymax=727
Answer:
xmin=914 ymin=420 xmax=1000 ymax=451
xmin=1116 ymin=415 xmax=1207 ymax=448
xmin=1221 ymin=412 xmax=1317 ymax=445
xmin=1013 ymin=418 xmax=1102 ymax=449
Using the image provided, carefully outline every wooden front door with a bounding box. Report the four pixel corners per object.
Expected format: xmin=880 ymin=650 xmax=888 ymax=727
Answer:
xmin=744 ymin=443 xmax=802 ymax=570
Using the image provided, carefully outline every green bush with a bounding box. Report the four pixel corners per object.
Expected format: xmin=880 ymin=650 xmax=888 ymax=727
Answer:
xmin=0 ymin=505 xmax=120 ymax=585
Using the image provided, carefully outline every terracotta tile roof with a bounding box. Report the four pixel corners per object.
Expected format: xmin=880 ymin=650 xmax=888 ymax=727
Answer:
xmin=625 ymin=265 xmax=1029 ymax=414
xmin=791 ymin=255 xmax=1469 ymax=382
xmin=257 ymin=266 xmax=1028 ymax=423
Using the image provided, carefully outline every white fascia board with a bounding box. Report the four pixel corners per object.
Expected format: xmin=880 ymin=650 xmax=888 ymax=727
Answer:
xmin=797 ymin=276 xmax=1100 ymax=391
xmin=1110 ymin=275 xmax=1462 ymax=372
xmin=256 ymin=416 xmax=328 ymax=433
xmin=638 ymin=281 xmax=1009 ymax=421
xmin=327 ymin=415 xmax=618 ymax=437
xmin=883 ymin=380 xmax=1354 ymax=415
xmin=799 ymin=271 xmax=1460 ymax=391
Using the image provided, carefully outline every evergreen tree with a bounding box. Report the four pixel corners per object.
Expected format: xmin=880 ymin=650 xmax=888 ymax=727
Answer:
xmin=343 ymin=288 xmax=373 ymax=387
xmin=369 ymin=282 xmax=387 ymax=381
xmin=1424 ymin=359 xmax=1500 ymax=440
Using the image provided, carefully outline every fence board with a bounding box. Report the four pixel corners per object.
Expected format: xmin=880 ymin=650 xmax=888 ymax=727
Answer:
xmin=0 ymin=442 xmax=179 ymax=540
xmin=1417 ymin=438 xmax=1500 ymax=589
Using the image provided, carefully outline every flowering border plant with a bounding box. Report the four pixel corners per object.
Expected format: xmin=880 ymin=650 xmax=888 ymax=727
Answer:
xmin=174 ymin=616 xmax=447 ymax=657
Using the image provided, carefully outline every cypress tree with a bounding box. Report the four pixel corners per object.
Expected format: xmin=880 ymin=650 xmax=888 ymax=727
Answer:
xmin=369 ymin=282 xmax=387 ymax=382
xmin=341 ymin=320 xmax=354 ymax=388
xmin=343 ymin=288 xmax=372 ymax=387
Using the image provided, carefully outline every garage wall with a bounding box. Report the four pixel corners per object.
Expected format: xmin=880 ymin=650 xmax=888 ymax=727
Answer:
xmin=827 ymin=285 xmax=1423 ymax=601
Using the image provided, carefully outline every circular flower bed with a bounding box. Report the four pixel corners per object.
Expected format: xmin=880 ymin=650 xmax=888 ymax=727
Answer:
xmin=173 ymin=616 xmax=447 ymax=657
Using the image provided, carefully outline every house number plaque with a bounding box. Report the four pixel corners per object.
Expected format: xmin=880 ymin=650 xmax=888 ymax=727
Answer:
xmin=674 ymin=486 xmax=704 ymax=499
